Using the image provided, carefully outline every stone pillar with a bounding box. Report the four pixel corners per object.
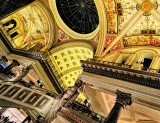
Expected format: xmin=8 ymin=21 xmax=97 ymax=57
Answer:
xmin=0 ymin=56 xmax=8 ymax=64
xmin=105 ymin=90 xmax=132 ymax=123
xmin=0 ymin=59 xmax=20 ymax=74
xmin=0 ymin=0 xmax=35 ymax=20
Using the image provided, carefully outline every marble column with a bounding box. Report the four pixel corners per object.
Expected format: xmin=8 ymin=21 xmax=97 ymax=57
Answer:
xmin=0 ymin=56 xmax=8 ymax=64
xmin=0 ymin=59 xmax=20 ymax=74
xmin=105 ymin=90 xmax=132 ymax=123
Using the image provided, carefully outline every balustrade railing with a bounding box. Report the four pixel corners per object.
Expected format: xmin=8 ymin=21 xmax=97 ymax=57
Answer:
xmin=68 ymin=102 xmax=106 ymax=123
xmin=87 ymin=59 xmax=132 ymax=68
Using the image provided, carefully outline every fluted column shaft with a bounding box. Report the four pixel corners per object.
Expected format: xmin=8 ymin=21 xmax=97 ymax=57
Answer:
xmin=44 ymin=80 xmax=84 ymax=123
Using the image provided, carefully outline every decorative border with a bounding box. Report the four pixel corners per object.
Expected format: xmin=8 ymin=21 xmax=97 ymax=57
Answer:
xmin=50 ymin=40 xmax=96 ymax=54
xmin=94 ymin=0 xmax=107 ymax=57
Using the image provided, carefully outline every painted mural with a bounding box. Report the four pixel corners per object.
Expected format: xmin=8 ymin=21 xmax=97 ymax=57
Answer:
xmin=103 ymin=0 xmax=118 ymax=34
xmin=1 ymin=3 xmax=51 ymax=51
xmin=103 ymin=0 xmax=137 ymax=34
xmin=127 ymin=16 xmax=160 ymax=36
xmin=123 ymin=35 xmax=160 ymax=47
xmin=111 ymin=40 xmax=122 ymax=52
xmin=116 ymin=0 xmax=137 ymax=30
xmin=91 ymin=33 xmax=99 ymax=45
xmin=58 ymin=26 xmax=72 ymax=42
xmin=105 ymin=36 xmax=122 ymax=52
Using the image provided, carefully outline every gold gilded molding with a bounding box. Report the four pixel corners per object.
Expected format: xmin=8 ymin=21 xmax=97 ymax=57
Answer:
xmin=94 ymin=0 xmax=107 ymax=57
xmin=60 ymin=66 xmax=82 ymax=77
xmin=50 ymin=40 xmax=96 ymax=53
xmin=35 ymin=0 xmax=58 ymax=49
xmin=49 ymin=0 xmax=99 ymax=39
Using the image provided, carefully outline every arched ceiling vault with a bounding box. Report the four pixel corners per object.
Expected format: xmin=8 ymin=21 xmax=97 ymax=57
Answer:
xmin=97 ymin=0 xmax=160 ymax=59
xmin=0 ymin=0 xmax=57 ymax=52
xmin=48 ymin=40 xmax=95 ymax=90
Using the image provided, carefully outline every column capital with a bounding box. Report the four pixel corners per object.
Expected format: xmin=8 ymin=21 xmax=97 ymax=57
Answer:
xmin=116 ymin=90 xmax=132 ymax=108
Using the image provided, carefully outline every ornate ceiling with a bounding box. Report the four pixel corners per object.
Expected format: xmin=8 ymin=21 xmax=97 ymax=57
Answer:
xmin=0 ymin=0 xmax=160 ymax=122
xmin=45 ymin=0 xmax=160 ymax=58
xmin=1 ymin=1 xmax=56 ymax=51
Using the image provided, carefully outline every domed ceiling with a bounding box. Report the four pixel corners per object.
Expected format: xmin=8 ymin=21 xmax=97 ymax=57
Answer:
xmin=47 ymin=0 xmax=160 ymax=58
xmin=56 ymin=0 xmax=99 ymax=34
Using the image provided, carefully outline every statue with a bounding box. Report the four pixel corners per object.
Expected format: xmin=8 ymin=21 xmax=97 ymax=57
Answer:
xmin=137 ymin=55 xmax=144 ymax=64
xmin=42 ymin=80 xmax=84 ymax=123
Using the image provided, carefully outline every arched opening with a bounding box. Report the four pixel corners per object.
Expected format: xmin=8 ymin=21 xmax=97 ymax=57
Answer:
xmin=122 ymin=60 xmax=126 ymax=64
xmin=131 ymin=50 xmax=156 ymax=71
xmin=3 ymin=19 xmax=17 ymax=32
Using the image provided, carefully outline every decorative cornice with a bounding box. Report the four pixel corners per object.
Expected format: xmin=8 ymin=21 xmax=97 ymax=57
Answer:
xmin=50 ymin=40 xmax=96 ymax=54
xmin=81 ymin=59 xmax=160 ymax=89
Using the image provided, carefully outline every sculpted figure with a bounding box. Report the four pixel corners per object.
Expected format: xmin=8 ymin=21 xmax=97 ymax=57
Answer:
xmin=137 ymin=55 xmax=144 ymax=64
xmin=42 ymin=80 xmax=84 ymax=123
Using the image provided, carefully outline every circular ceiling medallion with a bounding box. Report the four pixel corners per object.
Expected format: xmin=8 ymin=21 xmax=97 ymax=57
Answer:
xmin=142 ymin=2 xmax=152 ymax=11
xmin=56 ymin=0 xmax=99 ymax=34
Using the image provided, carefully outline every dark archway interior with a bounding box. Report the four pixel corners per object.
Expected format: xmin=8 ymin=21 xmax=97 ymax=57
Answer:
xmin=142 ymin=58 xmax=152 ymax=71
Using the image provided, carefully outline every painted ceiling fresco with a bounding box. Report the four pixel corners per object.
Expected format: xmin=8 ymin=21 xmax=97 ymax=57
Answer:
xmin=127 ymin=15 xmax=160 ymax=36
xmin=124 ymin=35 xmax=160 ymax=47
xmin=1 ymin=3 xmax=50 ymax=51
xmin=104 ymin=36 xmax=123 ymax=52
xmin=103 ymin=0 xmax=160 ymax=53
xmin=116 ymin=0 xmax=137 ymax=30
xmin=58 ymin=26 xmax=72 ymax=42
